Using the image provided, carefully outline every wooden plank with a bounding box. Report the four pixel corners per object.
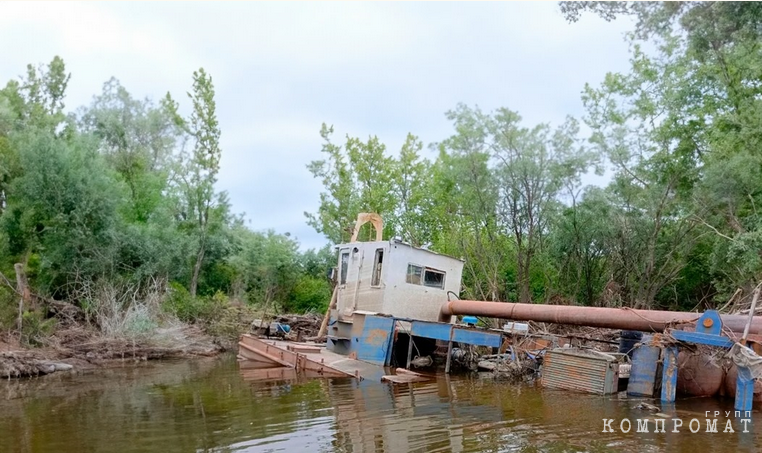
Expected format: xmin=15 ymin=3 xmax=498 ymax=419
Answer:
xmin=238 ymin=341 xmax=294 ymax=368
xmin=287 ymin=344 xmax=322 ymax=354
xmin=382 ymin=368 xmax=431 ymax=383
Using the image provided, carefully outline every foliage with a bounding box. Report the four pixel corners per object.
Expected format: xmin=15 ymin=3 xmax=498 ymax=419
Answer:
xmin=162 ymin=281 xmax=223 ymax=324
xmin=19 ymin=310 xmax=56 ymax=347
xmin=0 ymin=58 xmax=334 ymax=343
xmin=290 ymin=275 xmax=331 ymax=313
xmin=305 ymin=125 xmax=431 ymax=244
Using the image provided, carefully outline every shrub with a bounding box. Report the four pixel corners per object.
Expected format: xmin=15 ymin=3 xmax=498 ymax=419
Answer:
xmin=288 ymin=275 xmax=331 ymax=313
xmin=20 ymin=310 xmax=56 ymax=346
xmin=162 ymin=281 xmax=224 ymax=324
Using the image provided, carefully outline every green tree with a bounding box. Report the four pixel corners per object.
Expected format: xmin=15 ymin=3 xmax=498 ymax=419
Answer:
xmin=178 ymin=68 xmax=225 ymax=298
xmin=564 ymin=0 xmax=762 ymax=305
xmin=306 ymin=125 xmax=403 ymax=244
xmin=437 ymin=104 xmax=593 ymax=304
xmin=391 ymin=134 xmax=432 ymax=246
xmin=227 ymin=228 xmax=300 ymax=310
xmin=79 ymin=78 xmax=180 ymax=223
xmin=0 ymin=56 xmax=71 ymax=216
xmin=431 ymin=107 xmax=507 ymax=302
xmin=2 ymin=131 xmax=121 ymax=295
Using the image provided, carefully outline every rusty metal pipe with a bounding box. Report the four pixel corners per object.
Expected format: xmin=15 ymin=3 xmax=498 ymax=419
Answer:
xmin=439 ymin=300 xmax=762 ymax=334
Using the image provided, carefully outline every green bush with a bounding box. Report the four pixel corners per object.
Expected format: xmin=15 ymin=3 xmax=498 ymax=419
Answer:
xmin=0 ymin=288 xmax=18 ymax=331
xmin=288 ymin=275 xmax=331 ymax=313
xmin=20 ymin=310 xmax=56 ymax=346
xmin=162 ymin=281 xmax=225 ymax=324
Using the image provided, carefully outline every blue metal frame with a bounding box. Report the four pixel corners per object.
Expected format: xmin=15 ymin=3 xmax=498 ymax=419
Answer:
xmin=625 ymin=311 xmax=757 ymax=413
xmin=451 ymin=327 xmax=503 ymax=348
xmin=410 ymin=320 xmax=452 ymax=342
xmin=670 ymin=330 xmax=735 ymax=348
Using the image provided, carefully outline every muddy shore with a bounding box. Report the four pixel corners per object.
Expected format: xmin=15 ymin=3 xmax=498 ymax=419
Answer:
xmin=0 ymin=311 xmax=325 ymax=379
xmin=0 ymin=324 xmax=225 ymax=379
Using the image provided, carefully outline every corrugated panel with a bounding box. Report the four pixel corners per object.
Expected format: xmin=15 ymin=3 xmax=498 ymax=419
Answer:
xmin=541 ymin=350 xmax=617 ymax=395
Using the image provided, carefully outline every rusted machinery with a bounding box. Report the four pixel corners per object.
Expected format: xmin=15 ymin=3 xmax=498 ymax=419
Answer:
xmin=440 ymin=300 xmax=761 ymax=412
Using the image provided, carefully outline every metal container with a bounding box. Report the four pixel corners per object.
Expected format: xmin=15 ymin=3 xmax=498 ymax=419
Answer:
xmin=541 ymin=349 xmax=623 ymax=395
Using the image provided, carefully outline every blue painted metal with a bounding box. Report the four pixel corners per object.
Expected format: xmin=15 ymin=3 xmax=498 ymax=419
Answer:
xmin=670 ymin=330 xmax=735 ymax=348
xmin=735 ymin=362 xmax=755 ymax=412
xmin=661 ymin=346 xmax=678 ymax=403
xmin=452 ymin=327 xmax=502 ymax=348
xmin=695 ymin=310 xmax=722 ymax=335
xmin=411 ymin=320 xmax=452 ymax=342
xmin=627 ymin=335 xmax=661 ymax=397
xmin=356 ymin=315 xmax=395 ymax=366
xmin=665 ymin=311 xmax=757 ymax=415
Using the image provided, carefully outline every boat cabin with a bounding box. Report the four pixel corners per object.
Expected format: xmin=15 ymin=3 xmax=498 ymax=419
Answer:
xmin=332 ymin=239 xmax=464 ymax=323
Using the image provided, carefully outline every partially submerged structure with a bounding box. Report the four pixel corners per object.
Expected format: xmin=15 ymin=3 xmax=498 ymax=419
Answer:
xmin=240 ymin=213 xmax=762 ymax=413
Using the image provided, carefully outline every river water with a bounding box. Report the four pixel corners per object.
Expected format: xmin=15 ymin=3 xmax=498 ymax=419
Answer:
xmin=0 ymin=354 xmax=758 ymax=453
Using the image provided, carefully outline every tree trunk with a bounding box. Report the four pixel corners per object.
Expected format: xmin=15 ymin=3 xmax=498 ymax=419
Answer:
xmin=517 ymin=254 xmax=531 ymax=304
xmin=14 ymin=263 xmax=31 ymax=331
xmin=189 ymin=246 xmax=205 ymax=298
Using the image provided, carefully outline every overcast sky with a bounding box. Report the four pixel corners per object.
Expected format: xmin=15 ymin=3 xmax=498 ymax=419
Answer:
xmin=1 ymin=2 xmax=634 ymax=250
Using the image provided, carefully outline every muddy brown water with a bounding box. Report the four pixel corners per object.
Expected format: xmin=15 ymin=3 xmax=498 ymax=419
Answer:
xmin=0 ymin=354 xmax=758 ymax=453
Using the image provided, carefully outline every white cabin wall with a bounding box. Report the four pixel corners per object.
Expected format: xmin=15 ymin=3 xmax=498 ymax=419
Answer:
xmin=381 ymin=243 xmax=464 ymax=322
xmin=336 ymin=242 xmax=386 ymax=319
xmin=334 ymin=240 xmax=464 ymax=323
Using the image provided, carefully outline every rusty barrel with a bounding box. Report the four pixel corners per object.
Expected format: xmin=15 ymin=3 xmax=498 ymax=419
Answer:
xmin=439 ymin=300 xmax=762 ymax=334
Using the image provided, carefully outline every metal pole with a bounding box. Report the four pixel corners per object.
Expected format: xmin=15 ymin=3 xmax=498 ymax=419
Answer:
xmin=406 ymin=334 xmax=414 ymax=369
xmin=445 ymin=341 xmax=453 ymax=374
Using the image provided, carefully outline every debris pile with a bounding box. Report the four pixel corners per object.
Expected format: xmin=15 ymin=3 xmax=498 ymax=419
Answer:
xmin=251 ymin=313 xmax=325 ymax=341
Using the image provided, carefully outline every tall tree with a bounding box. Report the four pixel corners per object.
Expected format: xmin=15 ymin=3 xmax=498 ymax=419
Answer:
xmin=432 ymin=106 xmax=507 ymax=302
xmin=439 ymin=104 xmax=592 ymax=303
xmin=181 ymin=68 xmax=224 ymax=298
xmin=0 ymin=56 xmax=70 ymax=216
xmin=391 ymin=134 xmax=431 ymax=246
xmin=79 ymin=78 xmax=180 ymax=223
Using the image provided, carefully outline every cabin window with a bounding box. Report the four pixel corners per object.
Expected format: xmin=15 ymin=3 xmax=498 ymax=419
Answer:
xmin=406 ymin=264 xmax=446 ymax=289
xmin=423 ymin=268 xmax=446 ymax=289
xmin=340 ymin=250 xmax=350 ymax=285
xmin=371 ymin=248 xmax=384 ymax=286
xmin=406 ymin=264 xmax=423 ymax=285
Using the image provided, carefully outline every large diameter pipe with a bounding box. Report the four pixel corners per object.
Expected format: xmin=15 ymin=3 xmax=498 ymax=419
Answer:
xmin=440 ymin=300 xmax=762 ymax=334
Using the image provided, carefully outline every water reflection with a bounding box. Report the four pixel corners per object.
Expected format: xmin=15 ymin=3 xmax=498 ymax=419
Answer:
xmin=0 ymin=355 xmax=758 ymax=453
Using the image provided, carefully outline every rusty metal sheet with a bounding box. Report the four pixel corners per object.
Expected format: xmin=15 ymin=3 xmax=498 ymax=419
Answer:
xmin=238 ymin=335 xmax=298 ymax=367
xmin=541 ymin=349 xmax=619 ymax=395
xmin=355 ymin=315 xmax=395 ymax=365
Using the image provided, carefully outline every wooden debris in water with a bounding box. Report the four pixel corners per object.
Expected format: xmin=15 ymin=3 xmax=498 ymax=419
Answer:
xmin=381 ymin=368 xmax=431 ymax=384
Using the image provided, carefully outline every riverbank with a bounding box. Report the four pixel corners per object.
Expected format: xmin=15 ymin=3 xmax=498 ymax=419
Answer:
xmin=0 ymin=306 xmax=326 ymax=379
xmin=0 ymin=323 xmax=224 ymax=378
